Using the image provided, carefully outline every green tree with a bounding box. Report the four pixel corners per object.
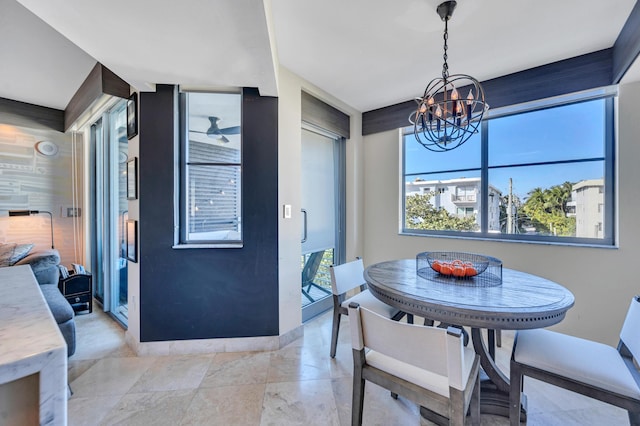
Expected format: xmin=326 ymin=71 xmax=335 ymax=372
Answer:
xmin=522 ymin=182 xmax=575 ymax=236
xmin=405 ymin=193 xmax=478 ymax=231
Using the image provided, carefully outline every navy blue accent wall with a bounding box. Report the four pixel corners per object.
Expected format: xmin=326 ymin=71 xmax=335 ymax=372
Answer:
xmin=139 ymin=85 xmax=279 ymax=341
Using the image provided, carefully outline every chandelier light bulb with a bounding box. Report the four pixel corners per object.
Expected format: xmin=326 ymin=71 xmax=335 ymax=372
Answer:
xmin=435 ymin=105 xmax=443 ymax=118
xmin=467 ymin=89 xmax=474 ymax=105
xmin=427 ymin=97 xmax=435 ymax=106
xmin=451 ymin=87 xmax=459 ymax=100
xmin=419 ymin=103 xmax=428 ymax=113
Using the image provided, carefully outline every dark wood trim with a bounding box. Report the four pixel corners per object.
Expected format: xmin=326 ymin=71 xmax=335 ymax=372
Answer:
xmin=301 ymin=91 xmax=350 ymax=139
xmin=363 ymin=49 xmax=612 ymax=136
xmin=362 ymin=99 xmax=415 ymax=136
xmin=64 ymin=63 xmax=130 ymax=131
xmin=0 ymin=97 xmax=64 ymax=132
xmin=613 ymin=1 xmax=640 ymax=83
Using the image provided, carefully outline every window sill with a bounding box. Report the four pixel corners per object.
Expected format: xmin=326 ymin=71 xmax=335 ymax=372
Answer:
xmin=172 ymin=242 xmax=243 ymax=249
xmin=399 ymin=230 xmax=617 ymax=249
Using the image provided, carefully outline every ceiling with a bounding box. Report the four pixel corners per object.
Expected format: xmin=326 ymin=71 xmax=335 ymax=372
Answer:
xmin=1 ymin=0 xmax=638 ymax=114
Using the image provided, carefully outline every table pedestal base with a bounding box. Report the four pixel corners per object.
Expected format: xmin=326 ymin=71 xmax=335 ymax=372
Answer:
xmin=418 ymin=385 xmax=527 ymax=425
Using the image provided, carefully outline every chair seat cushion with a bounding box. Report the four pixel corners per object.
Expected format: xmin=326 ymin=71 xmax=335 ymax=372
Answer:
xmin=366 ymin=345 xmax=477 ymax=397
xmin=367 ymin=350 xmax=450 ymax=397
xmin=342 ymin=289 xmax=400 ymax=319
xmin=514 ymin=329 xmax=640 ymax=399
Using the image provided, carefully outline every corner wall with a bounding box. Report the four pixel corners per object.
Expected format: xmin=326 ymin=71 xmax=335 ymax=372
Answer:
xmin=134 ymin=85 xmax=279 ymax=343
xmin=362 ymin=81 xmax=640 ymax=346
xmin=277 ymin=66 xmax=364 ymax=335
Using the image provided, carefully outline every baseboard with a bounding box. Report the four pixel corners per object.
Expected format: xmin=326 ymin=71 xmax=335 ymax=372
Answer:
xmin=278 ymin=324 xmax=304 ymax=349
xmin=125 ymin=326 xmax=303 ymax=356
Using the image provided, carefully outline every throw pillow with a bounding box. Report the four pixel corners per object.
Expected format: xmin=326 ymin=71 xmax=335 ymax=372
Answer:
xmin=0 ymin=243 xmax=34 ymax=267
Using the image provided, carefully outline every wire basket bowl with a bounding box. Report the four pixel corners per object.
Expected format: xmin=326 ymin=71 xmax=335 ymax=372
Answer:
xmin=426 ymin=251 xmax=489 ymax=277
xmin=417 ymin=251 xmax=503 ymax=286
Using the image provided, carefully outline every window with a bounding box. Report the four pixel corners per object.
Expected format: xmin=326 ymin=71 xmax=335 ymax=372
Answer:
xmin=402 ymin=91 xmax=615 ymax=245
xmin=177 ymin=91 xmax=242 ymax=246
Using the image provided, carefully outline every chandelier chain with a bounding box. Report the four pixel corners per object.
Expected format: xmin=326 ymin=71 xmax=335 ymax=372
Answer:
xmin=442 ymin=18 xmax=449 ymax=79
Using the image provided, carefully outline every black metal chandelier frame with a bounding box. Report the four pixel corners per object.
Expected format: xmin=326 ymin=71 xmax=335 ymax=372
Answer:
xmin=410 ymin=1 xmax=489 ymax=152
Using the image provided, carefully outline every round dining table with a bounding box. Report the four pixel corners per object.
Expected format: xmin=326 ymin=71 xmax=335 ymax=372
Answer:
xmin=363 ymin=258 xmax=575 ymax=422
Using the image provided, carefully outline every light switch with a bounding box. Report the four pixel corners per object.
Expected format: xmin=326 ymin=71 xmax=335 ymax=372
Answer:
xmin=283 ymin=204 xmax=292 ymax=219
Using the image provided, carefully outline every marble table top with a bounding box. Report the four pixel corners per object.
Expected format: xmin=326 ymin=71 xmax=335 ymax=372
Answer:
xmin=0 ymin=265 xmax=67 ymax=425
xmin=364 ymin=259 xmax=575 ymax=330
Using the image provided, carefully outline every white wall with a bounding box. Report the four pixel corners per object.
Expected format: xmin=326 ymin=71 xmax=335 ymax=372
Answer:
xmin=361 ymin=81 xmax=640 ymax=346
xmin=277 ymin=66 xmax=363 ymax=335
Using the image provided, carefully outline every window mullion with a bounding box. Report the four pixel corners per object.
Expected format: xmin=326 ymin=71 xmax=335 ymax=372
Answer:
xmin=480 ymin=120 xmax=489 ymax=234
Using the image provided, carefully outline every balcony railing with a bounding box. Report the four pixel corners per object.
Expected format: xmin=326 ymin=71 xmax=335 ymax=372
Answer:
xmin=451 ymin=194 xmax=476 ymax=203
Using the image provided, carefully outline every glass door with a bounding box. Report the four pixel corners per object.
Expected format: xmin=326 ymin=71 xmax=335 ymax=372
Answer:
xmin=89 ymin=99 xmax=128 ymax=326
xmin=301 ymin=126 xmax=344 ymax=321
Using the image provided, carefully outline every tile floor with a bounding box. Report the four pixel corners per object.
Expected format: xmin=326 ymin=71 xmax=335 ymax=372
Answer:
xmin=67 ymin=308 xmax=630 ymax=425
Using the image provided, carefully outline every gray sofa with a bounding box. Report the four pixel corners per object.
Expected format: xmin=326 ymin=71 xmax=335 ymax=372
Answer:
xmin=14 ymin=249 xmax=76 ymax=356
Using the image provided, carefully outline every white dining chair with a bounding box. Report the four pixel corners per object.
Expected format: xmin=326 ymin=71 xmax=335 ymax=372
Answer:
xmin=329 ymin=258 xmax=405 ymax=358
xmin=510 ymin=295 xmax=640 ymax=425
xmin=348 ymin=302 xmax=480 ymax=426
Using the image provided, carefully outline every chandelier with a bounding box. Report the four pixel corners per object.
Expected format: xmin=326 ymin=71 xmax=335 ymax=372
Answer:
xmin=410 ymin=1 xmax=489 ymax=152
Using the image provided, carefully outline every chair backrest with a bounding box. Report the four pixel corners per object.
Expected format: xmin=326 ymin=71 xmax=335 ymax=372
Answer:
xmin=302 ymin=251 xmax=324 ymax=285
xmin=348 ymin=302 xmax=470 ymax=390
xmin=329 ymin=258 xmax=366 ymax=296
xmin=619 ymin=295 xmax=640 ymax=361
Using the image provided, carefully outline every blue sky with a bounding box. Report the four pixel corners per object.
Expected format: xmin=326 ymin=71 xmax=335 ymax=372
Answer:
xmin=404 ymin=99 xmax=606 ymax=199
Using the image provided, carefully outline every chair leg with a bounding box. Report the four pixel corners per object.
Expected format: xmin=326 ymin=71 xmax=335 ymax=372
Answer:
xmin=352 ymin=364 xmax=365 ymax=426
xmin=330 ymin=309 xmax=341 ymax=358
xmin=469 ymin=373 xmax=480 ymax=426
xmin=496 ymin=329 xmax=502 ymax=347
xmin=509 ymin=362 xmax=523 ymax=426
xmin=448 ymin=388 xmax=465 ymax=426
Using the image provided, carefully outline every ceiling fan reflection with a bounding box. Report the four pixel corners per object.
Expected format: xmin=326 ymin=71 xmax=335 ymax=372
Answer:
xmin=189 ymin=116 xmax=240 ymax=143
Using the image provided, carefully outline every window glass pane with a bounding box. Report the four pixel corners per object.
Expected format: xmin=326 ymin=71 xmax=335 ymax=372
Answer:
xmin=188 ymin=140 xmax=240 ymax=165
xmin=405 ymin=171 xmax=481 ymax=233
xmin=186 ymin=165 xmax=241 ymax=241
xmin=405 ymin=131 xmax=480 ymax=175
xmin=488 ymin=99 xmax=606 ymax=166
xmin=181 ymin=91 xmax=242 ymax=244
xmin=187 ymin=93 xmax=241 ymax=163
xmin=488 ymin=161 xmax=605 ymax=238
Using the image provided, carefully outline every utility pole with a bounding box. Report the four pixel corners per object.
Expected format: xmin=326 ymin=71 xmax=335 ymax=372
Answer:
xmin=507 ymin=178 xmax=513 ymax=234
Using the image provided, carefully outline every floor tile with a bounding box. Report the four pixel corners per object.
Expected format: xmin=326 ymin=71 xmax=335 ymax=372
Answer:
xmin=260 ymin=380 xmax=340 ymax=426
xmin=68 ymin=395 xmax=122 ymax=426
xmin=70 ymin=357 xmax=156 ymax=398
xmin=100 ymin=389 xmax=195 ymax=426
xmin=180 ymin=384 xmax=265 ymax=425
xmin=200 ymin=351 xmax=271 ymax=388
xmin=268 ymin=345 xmax=331 ymax=383
xmin=129 ymin=355 xmax=212 ymax=392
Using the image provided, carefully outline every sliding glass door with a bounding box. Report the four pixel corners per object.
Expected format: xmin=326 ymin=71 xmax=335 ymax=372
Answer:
xmin=90 ymin=99 xmax=128 ymax=326
xmin=301 ymin=126 xmax=345 ymax=321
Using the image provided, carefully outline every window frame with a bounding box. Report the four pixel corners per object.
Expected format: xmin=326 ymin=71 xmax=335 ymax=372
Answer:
xmin=401 ymin=87 xmax=616 ymax=247
xmin=174 ymin=90 xmax=244 ymax=248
